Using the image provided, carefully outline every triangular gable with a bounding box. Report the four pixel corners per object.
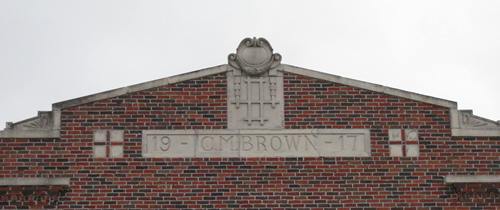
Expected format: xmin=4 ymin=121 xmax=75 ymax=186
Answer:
xmin=51 ymin=64 xmax=457 ymax=110
xmin=2 ymin=36 xmax=499 ymax=137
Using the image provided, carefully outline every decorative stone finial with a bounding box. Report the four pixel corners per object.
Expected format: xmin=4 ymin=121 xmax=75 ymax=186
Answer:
xmin=228 ymin=37 xmax=281 ymax=75
xmin=5 ymin=122 xmax=13 ymax=129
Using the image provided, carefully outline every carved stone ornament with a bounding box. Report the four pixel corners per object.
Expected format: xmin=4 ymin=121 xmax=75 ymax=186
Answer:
xmin=0 ymin=186 xmax=69 ymax=209
xmin=450 ymin=183 xmax=499 ymax=202
xmin=4 ymin=111 xmax=53 ymax=131
xmin=227 ymin=37 xmax=284 ymax=129
xmin=228 ymin=37 xmax=281 ymax=75
xmin=458 ymin=110 xmax=500 ymax=129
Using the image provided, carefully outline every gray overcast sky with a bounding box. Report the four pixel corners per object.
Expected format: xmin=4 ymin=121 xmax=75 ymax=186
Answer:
xmin=1 ymin=0 xmax=499 ymax=128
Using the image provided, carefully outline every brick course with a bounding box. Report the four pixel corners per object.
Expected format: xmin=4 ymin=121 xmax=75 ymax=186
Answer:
xmin=1 ymin=72 xmax=498 ymax=209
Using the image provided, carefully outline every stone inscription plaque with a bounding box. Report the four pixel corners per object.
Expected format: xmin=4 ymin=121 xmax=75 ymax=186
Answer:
xmin=142 ymin=129 xmax=370 ymax=157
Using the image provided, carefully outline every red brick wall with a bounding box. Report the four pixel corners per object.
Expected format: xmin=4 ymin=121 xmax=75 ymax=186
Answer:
xmin=1 ymin=72 xmax=498 ymax=209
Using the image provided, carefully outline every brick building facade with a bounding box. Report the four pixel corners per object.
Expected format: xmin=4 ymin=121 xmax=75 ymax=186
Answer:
xmin=1 ymin=38 xmax=499 ymax=209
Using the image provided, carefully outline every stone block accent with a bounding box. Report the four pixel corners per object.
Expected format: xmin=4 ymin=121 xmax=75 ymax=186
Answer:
xmin=110 ymin=130 xmax=124 ymax=142
xmin=93 ymin=130 xmax=124 ymax=158
xmin=110 ymin=145 xmax=123 ymax=158
xmin=93 ymin=145 xmax=106 ymax=158
xmin=388 ymin=128 xmax=419 ymax=157
xmin=405 ymin=144 xmax=420 ymax=157
xmin=405 ymin=129 xmax=419 ymax=141
xmin=93 ymin=130 xmax=107 ymax=142
xmin=388 ymin=129 xmax=402 ymax=141
xmin=389 ymin=144 xmax=403 ymax=157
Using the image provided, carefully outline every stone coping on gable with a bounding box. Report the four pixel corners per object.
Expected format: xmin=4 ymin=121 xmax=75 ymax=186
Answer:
xmin=52 ymin=64 xmax=229 ymax=109
xmin=49 ymin=64 xmax=458 ymax=110
xmin=283 ymin=64 xmax=457 ymax=108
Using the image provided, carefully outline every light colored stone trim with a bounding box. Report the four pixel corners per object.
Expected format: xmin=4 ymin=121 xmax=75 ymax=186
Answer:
xmin=52 ymin=65 xmax=229 ymax=109
xmin=142 ymin=129 xmax=371 ymax=157
xmin=52 ymin=108 xmax=61 ymax=131
xmin=0 ymin=130 xmax=59 ymax=138
xmin=451 ymin=129 xmax=500 ymax=137
xmin=282 ymin=64 xmax=457 ymax=108
xmin=450 ymin=108 xmax=460 ymax=130
xmin=53 ymin=63 xmax=458 ymax=110
xmin=0 ymin=177 xmax=70 ymax=186
xmin=0 ymin=110 xmax=60 ymax=138
xmin=227 ymin=67 xmax=285 ymax=129
xmin=144 ymin=128 xmax=369 ymax=136
xmin=444 ymin=175 xmax=500 ymax=183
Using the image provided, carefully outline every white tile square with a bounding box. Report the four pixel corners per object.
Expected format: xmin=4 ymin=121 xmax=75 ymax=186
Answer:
xmin=110 ymin=130 xmax=124 ymax=142
xmin=93 ymin=145 xmax=106 ymax=158
xmin=405 ymin=129 xmax=419 ymax=141
xmin=388 ymin=129 xmax=402 ymax=141
xmin=110 ymin=145 xmax=123 ymax=158
xmin=406 ymin=144 xmax=420 ymax=157
xmin=389 ymin=145 xmax=403 ymax=157
xmin=93 ymin=130 xmax=107 ymax=142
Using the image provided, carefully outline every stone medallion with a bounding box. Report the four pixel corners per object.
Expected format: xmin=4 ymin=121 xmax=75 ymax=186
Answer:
xmin=228 ymin=37 xmax=281 ymax=76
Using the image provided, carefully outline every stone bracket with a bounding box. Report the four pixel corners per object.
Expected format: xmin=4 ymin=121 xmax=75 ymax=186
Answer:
xmin=449 ymin=183 xmax=499 ymax=202
xmin=0 ymin=178 xmax=70 ymax=209
xmin=0 ymin=185 xmax=69 ymax=209
xmin=445 ymin=175 xmax=500 ymax=202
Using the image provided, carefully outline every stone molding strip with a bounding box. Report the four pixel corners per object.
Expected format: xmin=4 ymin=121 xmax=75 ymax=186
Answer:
xmin=0 ymin=130 xmax=60 ymax=138
xmin=52 ymin=64 xmax=229 ymax=109
xmin=0 ymin=178 xmax=70 ymax=186
xmin=444 ymin=175 xmax=500 ymax=183
xmin=451 ymin=129 xmax=500 ymax=137
xmin=282 ymin=64 xmax=457 ymax=108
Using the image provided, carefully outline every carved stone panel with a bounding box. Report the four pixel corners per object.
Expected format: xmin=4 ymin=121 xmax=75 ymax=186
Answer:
xmin=458 ymin=110 xmax=500 ymax=129
xmin=142 ymin=129 xmax=371 ymax=158
xmin=227 ymin=37 xmax=284 ymax=129
xmin=227 ymin=69 xmax=284 ymax=129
